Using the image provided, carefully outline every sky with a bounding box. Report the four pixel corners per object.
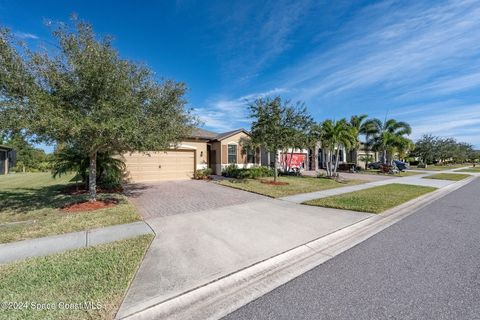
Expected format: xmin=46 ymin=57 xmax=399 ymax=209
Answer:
xmin=1 ymin=0 xmax=479 ymax=152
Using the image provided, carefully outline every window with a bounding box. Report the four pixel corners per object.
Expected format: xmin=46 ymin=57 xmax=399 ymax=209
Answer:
xmin=247 ymin=149 xmax=255 ymax=163
xmin=228 ymin=144 xmax=237 ymax=164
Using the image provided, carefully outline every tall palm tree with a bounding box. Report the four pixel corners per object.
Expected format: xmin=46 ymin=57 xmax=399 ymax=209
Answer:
xmin=366 ymin=118 xmax=412 ymax=165
xmin=321 ymin=119 xmax=356 ymax=177
xmin=349 ymin=114 xmax=368 ymax=166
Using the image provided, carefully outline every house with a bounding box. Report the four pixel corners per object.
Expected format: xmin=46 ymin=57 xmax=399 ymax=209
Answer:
xmin=120 ymin=128 xmax=260 ymax=183
xmin=0 ymin=145 xmax=16 ymax=175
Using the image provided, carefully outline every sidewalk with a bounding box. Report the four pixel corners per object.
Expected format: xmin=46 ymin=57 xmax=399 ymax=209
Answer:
xmin=0 ymin=221 xmax=154 ymax=264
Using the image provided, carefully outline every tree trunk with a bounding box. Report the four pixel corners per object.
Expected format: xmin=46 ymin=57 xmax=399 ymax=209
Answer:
xmin=273 ymin=152 xmax=278 ymax=182
xmin=288 ymin=148 xmax=294 ymax=171
xmin=334 ymin=148 xmax=340 ymax=175
xmin=89 ymin=151 xmax=97 ymax=202
xmin=383 ymin=149 xmax=387 ymax=164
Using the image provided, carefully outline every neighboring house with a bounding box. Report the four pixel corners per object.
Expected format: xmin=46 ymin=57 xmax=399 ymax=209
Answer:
xmin=267 ymin=143 xmax=378 ymax=172
xmin=121 ymin=128 xmax=260 ymax=183
xmin=0 ymin=145 xmax=16 ymax=175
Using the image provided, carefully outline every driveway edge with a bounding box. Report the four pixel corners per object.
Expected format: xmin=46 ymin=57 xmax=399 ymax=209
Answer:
xmin=118 ymin=176 xmax=477 ymax=320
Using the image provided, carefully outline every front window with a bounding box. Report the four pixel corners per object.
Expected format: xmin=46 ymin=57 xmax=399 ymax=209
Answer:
xmin=247 ymin=149 xmax=255 ymax=163
xmin=228 ymin=144 xmax=237 ymax=164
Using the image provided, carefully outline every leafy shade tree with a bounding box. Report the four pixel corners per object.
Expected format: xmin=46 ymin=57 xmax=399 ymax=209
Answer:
xmin=0 ymin=21 xmax=196 ymax=200
xmin=411 ymin=134 xmax=437 ymax=165
xmin=320 ymin=119 xmax=356 ymax=177
xmin=281 ymin=103 xmax=314 ymax=172
xmin=366 ymin=118 xmax=412 ymax=165
xmin=248 ymin=96 xmax=312 ymax=182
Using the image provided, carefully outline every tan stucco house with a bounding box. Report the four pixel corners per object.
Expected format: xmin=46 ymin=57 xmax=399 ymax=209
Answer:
xmin=121 ymin=128 xmax=260 ymax=183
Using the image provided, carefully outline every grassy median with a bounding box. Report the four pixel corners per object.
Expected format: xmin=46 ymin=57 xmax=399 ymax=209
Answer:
xmin=0 ymin=173 xmax=140 ymax=244
xmin=0 ymin=235 xmax=153 ymax=320
xmin=422 ymin=173 xmax=471 ymax=181
xmin=217 ymin=176 xmax=365 ymax=198
xmin=303 ymin=183 xmax=437 ymax=213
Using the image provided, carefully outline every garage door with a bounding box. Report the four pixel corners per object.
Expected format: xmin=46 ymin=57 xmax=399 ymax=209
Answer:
xmin=122 ymin=150 xmax=195 ymax=183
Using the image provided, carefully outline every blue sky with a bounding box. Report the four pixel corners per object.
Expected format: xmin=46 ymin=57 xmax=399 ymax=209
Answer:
xmin=1 ymin=0 xmax=480 ymax=151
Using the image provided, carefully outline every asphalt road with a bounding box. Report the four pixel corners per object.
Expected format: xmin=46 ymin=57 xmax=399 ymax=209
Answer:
xmin=224 ymin=177 xmax=480 ymax=320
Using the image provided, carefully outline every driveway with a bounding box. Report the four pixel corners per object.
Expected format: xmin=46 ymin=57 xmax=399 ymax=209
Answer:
xmin=126 ymin=180 xmax=264 ymax=219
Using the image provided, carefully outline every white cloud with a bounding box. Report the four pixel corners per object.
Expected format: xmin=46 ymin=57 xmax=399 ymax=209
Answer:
xmin=281 ymin=0 xmax=480 ymax=100
xmin=14 ymin=31 xmax=39 ymax=40
xmin=195 ymin=87 xmax=288 ymax=132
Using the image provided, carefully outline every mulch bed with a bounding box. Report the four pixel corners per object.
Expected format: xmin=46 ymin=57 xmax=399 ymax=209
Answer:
xmin=260 ymin=179 xmax=289 ymax=186
xmin=62 ymin=184 xmax=123 ymax=195
xmin=62 ymin=199 xmax=119 ymax=213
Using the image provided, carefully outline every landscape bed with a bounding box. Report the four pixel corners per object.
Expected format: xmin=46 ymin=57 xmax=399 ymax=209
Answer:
xmin=422 ymin=173 xmax=471 ymax=181
xmin=0 ymin=235 xmax=153 ymax=320
xmin=0 ymin=173 xmax=140 ymax=244
xmin=217 ymin=176 xmax=365 ymax=198
xmin=303 ymin=183 xmax=437 ymax=213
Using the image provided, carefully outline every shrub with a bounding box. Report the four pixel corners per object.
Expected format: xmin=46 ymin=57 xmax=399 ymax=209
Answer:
xmin=222 ymin=165 xmax=273 ymax=179
xmin=337 ymin=163 xmax=356 ymax=171
xmin=52 ymin=146 xmax=125 ymax=190
xmin=247 ymin=166 xmax=274 ymax=178
xmin=195 ymin=168 xmax=213 ymax=180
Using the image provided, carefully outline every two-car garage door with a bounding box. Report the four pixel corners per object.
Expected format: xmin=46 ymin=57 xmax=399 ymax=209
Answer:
xmin=122 ymin=150 xmax=195 ymax=183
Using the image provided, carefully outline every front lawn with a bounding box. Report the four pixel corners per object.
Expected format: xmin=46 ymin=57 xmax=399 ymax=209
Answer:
xmin=303 ymin=183 xmax=437 ymax=213
xmin=0 ymin=235 xmax=152 ymax=320
xmin=455 ymin=167 xmax=480 ymax=173
xmin=217 ymin=176 xmax=364 ymax=198
xmin=0 ymin=173 xmax=140 ymax=244
xmin=422 ymin=173 xmax=471 ymax=181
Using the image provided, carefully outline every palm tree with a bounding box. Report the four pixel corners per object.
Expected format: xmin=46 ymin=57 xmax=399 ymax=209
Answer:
xmin=320 ymin=119 xmax=356 ymax=177
xmin=366 ymin=118 xmax=412 ymax=165
xmin=349 ymin=114 xmax=368 ymax=166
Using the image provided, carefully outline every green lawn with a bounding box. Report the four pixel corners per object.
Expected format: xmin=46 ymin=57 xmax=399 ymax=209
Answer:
xmin=217 ymin=176 xmax=364 ymax=198
xmin=0 ymin=173 xmax=140 ymax=244
xmin=303 ymin=183 xmax=437 ymax=213
xmin=416 ymin=164 xmax=468 ymax=171
xmin=455 ymin=167 xmax=480 ymax=173
xmin=422 ymin=173 xmax=471 ymax=181
xmin=0 ymin=235 xmax=152 ymax=320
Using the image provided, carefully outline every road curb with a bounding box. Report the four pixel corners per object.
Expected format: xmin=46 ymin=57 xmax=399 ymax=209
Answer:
xmin=118 ymin=176 xmax=477 ymax=320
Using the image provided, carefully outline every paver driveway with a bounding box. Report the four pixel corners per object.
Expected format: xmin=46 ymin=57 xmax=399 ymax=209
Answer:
xmin=126 ymin=180 xmax=264 ymax=219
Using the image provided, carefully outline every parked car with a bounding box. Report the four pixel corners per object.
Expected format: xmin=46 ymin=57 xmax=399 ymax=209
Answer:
xmin=393 ymin=160 xmax=410 ymax=171
xmin=367 ymin=161 xmax=382 ymax=170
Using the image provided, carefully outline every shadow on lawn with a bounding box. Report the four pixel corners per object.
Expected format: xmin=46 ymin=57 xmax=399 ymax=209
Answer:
xmin=0 ymin=183 xmax=84 ymax=213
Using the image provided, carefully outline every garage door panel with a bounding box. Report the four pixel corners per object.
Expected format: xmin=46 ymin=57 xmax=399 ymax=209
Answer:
xmin=122 ymin=151 xmax=194 ymax=183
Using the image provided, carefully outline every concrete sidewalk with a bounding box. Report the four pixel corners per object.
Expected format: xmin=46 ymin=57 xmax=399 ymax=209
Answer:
xmin=116 ymin=199 xmax=372 ymax=318
xmin=280 ymin=173 xmax=457 ymax=203
xmin=0 ymin=221 xmax=154 ymax=264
